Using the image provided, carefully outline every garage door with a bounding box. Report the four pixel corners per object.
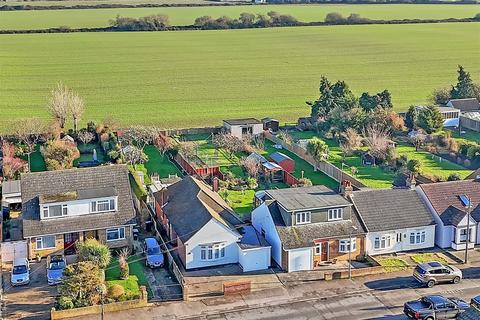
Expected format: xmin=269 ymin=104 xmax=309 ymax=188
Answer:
xmin=1 ymin=240 xmax=28 ymax=262
xmin=288 ymin=248 xmax=312 ymax=272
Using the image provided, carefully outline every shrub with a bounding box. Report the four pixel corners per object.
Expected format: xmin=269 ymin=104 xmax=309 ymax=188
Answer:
xmin=297 ymin=177 xmax=313 ymax=187
xmin=425 ymin=145 xmax=437 ymax=154
xmin=448 ymin=173 xmax=461 ymax=181
xmin=246 ymin=177 xmax=258 ymax=189
xmin=325 ymin=12 xmax=346 ymax=24
xmin=76 ymin=238 xmax=111 ymax=269
xmin=57 ymin=296 xmax=74 ymax=310
xmin=108 ymin=284 xmax=125 ymax=300
xmin=464 ymin=159 xmax=471 ymax=167
xmin=118 ymin=248 xmax=130 ymax=280
xmin=467 ymin=145 xmax=480 ymax=160
xmin=41 ymin=140 xmax=80 ymax=171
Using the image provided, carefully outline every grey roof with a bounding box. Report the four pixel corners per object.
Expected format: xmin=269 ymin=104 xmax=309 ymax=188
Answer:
xmin=161 ymin=176 xmax=242 ymax=242
xmin=265 ymin=185 xmax=351 ymax=212
xmin=447 ymin=98 xmax=480 ymax=112
xmin=351 ymin=189 xmax=435 ymax=232
xmin=223 ymin=118 xmax=262 ymax=125
xmin=267 ymin=201 xmax=366 ymax=250
xmin=270 ymin=152 xmax=292 ymax=163
xmin=21 ymin=165 xmax=135 ymax=238
xmin=262 ymin=162 xmax=282 ymax=171
xmin=437 ymin=106 xmax=460 ymax=113
xmin=2 ymin=180 xmax=21 ymax=195
xmin=247 ymin=152 xmax=267 ymax=164
xmin=238 ymin=225 xmax=270 ymax=250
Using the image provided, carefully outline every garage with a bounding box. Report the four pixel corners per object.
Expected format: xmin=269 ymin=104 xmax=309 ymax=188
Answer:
xmin=288 ymin=247 xmax=312 ymax=272
xmin=238 ymin=226 xmax=271 ymax=272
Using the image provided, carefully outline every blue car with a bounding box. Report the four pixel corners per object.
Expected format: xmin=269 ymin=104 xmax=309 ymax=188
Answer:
xmin=472 ymin=295 xmax=480 ymax=310
xmin=47 ymin=254 xmax=66 ymax=285
xmin=144 ymin=238 xmax=164 ymax=268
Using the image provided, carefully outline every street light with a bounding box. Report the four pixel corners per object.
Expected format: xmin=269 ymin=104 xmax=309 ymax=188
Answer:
xmin=349 ymin=225 xmax=358 ymax=279
xmin=464 ymin=196 xmax=473 ymax=264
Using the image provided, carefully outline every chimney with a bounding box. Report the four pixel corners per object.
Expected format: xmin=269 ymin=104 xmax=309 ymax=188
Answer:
xmin=212 ymin=176 xmax=219 ymax=192
xmin=341 ymin=180 xmax=353 ymax=198
xmin=406 ymin=173 xmax=416 ymax=190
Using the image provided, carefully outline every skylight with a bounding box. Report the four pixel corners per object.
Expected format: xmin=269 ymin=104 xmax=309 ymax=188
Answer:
xmin=459 ymin=194 xmax=471 ymax=207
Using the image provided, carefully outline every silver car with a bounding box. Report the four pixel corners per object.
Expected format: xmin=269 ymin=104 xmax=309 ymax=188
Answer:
xmin=11 ymin=258 xmax=30 ymax=286
xmin=413 ymin=261 xmax=462 ymax=288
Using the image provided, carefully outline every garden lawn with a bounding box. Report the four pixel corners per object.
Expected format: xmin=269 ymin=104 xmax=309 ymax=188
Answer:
xmin=143 ymin=145 xmax=182 ymax=178
xmin=377 ymin=257 xmax=409 ymax=272
xmin=28 ymin=145 xmax=47 ymax=172
xmin=106 ymin=256 xmax=152 ymax=298
xmin=410 ymin=253 xmax=447 ymax=265
xmin=396 ymin=143 xmax=472 ymax=180
xmin=1 ymin=23 xmax=479 ymax=132
xmin=73 ymin=142 xmax=106 ymax=166
xmin=451 ymin=129 xmax=480 ymax=145
xmin=0 ymin=4 xmax=478 ymax=30
xmin=226 ymin=189 xmax=255 ymax=215
xmin=106 ymin=275 xmax=141 ymax=297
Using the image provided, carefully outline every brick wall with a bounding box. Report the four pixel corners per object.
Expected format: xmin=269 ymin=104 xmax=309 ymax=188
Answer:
xmin=28 ymin=234 xmax=64 ymax=260
xmin=97 ymin=226 xmax=133 ymax=251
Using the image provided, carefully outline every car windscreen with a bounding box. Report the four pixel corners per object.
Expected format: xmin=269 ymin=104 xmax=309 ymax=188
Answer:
xmin=415 ymin=266 xmax=427 ymax=274
xmin=147 ymin=247 xmax=161 ymax=255
xmin=49 ymin=261 xmax=65 ymax=270
xmin=13 ymin=265 xmax=27 ymax=274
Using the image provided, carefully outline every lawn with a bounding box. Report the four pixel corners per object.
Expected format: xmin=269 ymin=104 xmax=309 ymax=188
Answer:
xmin=106 ymin=255 xmax=152 ymax=298
xmin=396 ymin=143 xmax=472 ymax=180
xmin=451 ymin=129 xmax=480 ymax=145
xmin=0 ymin=23 xmax=479 ymax=132
xmin=377 ymin=257 xmax=409 ymax=272
xmin=410 ymin=253 xmax=448 ymax=265
xmin=28 ymin=145 xmax=47 ymax=172
xmin=1 ymin=4 xmax=478 ymax=30
xmin=143 ymin=145 xmax=182 ymax=178
xmin=73 ymin=142 xmax=107 ymax=166
xmin=106 ymin=275 xmax=141 ymax=297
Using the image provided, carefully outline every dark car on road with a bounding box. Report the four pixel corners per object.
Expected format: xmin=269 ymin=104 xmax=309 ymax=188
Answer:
xmin=404 ymin=295 xmax=469 ymax=319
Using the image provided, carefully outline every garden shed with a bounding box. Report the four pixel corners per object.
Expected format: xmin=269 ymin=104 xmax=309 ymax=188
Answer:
xmin=222 ymin=118 xmax=263 ymax=139
xmin=269 ymin=152 xmax=295 ymax=173
xmin=362 ymin=153 xmax=376 ymax=166
xmin=262 ymin=162 xmax=283 ymax=182
xmin=262 ymin=118 xmax=279 ymax=133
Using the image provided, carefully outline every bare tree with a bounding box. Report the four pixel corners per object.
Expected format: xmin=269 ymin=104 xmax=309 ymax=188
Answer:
xmin=340 ymin=128 xmax=362 ymax=155
xmin=179 ymin=141 xmax=196 ymax=160
xmin=154 ymin=132 xmax=173 ymax=155
xmin=212 ymin=133 xmax=243 ymax=156
xmin=47 ymin=83 xmax=69 ymax=129
xmin=410 ymin=130 xmax=426 ymax=152
xmin=363 ymin=125 xmax=392 ymax=162
xmin=13 ymin=118 xmax=46 ymax=172
xmin=239 ymin=157 xmax=260 ymax=178
xmin=70 ymin=91 xmax=85 ymax=133
xmin=121 ymin=126 xmax=156 ymax=151
xmin=77 ymin=129 xmax=95 ymax=146
xmin=123 ymin=145 xmax=148 ymax=169
xmin=277 ymin=130 xmax=293 ymax=145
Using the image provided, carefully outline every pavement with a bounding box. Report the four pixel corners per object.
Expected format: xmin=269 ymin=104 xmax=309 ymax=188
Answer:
xmin=69 ymin=263 xmax=480 ymax=320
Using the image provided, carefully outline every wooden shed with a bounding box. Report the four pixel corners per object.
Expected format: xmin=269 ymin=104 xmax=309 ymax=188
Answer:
xmin=269 ymin=152 xmax=295 ymax=173
xmin=262 ymin=118 xmax=280 ymax=133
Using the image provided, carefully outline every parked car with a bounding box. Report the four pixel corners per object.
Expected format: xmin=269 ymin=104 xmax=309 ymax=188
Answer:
xmin=47 ymin=254 xmax=66 ymax=285
xmin=413 ymin=261 xmax=462 ymax=288
xmin=144 ymin=237 xmax=164 ymax=268
xmin=471 ymin=295 xmax=480 ymax=310
xmin=404 ymin=295 xmax=469 ymax=319
xmin=11 ymin=258 xmax=30 ymax=286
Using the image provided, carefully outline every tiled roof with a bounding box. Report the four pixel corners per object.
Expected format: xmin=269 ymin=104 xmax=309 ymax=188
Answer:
xmin=21 ymin=165 xmax=135 ymax=238
xmin=448 ymin=98 xmax=480 ymax=112
xmin=351 ymin=189 xmax=435 ymax=232
xmin=419 ymin=180 xmax=480 ymax=226
xmin=265 ymin=185 xmax=350 ymax=212
xmin=161 ymin=176 xmax=242 ymax=242
xmin=266 ymin=201 xmax=366 ymax=250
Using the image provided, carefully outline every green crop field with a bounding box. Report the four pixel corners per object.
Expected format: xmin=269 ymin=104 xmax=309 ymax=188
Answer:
xmin=1 ymin=23 xmax=479 ymax=132
xmin=0 ymin=4 xmax=479 ymax=30
xmin=2 ymin=0 xmax=235 ymax=6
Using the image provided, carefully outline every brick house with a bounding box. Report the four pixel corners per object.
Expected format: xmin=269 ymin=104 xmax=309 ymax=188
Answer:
xmin=251 ymin=185 xmax=366 ymax=272
xmin=21 ymin=165 xmax=136 ymax=260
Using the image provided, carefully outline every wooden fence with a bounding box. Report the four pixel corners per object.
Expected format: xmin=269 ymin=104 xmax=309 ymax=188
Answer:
xmin=264 ymin=132 xmax=366 ymax=189
xmin=283 ymin=171 xmax=300 ymax=186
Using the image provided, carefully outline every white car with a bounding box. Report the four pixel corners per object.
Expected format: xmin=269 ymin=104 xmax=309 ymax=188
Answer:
xmin=11 ymin=258 xmax=30 ymax=286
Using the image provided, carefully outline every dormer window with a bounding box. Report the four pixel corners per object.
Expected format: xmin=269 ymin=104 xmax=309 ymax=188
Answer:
xmin=90 ymin=199 xmax=116 ymax=213
xmin=295 ymin=212 xmax=311 ymax=225
xmin=328 ymin=208 xmax=343 ymax=221
xmin=43 ymin=204 xmax=68 ymax=218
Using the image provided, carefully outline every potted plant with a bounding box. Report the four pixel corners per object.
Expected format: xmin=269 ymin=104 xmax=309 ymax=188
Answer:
xmin=35 ymin=252 xmax=41 ymax=262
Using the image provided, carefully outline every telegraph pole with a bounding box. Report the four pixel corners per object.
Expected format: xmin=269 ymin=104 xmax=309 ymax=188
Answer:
xmin=464 ymin=196 xmax=472 ymax=264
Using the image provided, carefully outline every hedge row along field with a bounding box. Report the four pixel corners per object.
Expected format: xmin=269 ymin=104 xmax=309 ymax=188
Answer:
xmin=1 ymin=23 xmax=479 ymax=132
xmin=0 ymin=4 xmax=478 ymax=30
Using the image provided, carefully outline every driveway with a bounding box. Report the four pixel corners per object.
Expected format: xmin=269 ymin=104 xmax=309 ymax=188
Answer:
xmin=2 ymin=260 xmax=56 ymax=320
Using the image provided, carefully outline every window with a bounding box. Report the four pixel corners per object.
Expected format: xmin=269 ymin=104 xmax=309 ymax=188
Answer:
xmin=106 ymin=227 xmax=125 ymax=241
xmin=396 ymin=233 xmax=402 ymax=243
xmin=328 ymin=208 xmax=343 ymax=221
xmin=459 ymin=228 xmax=472 ymax=243
xmin=200 ymin=243 xmax=226 ymax=261
xmin=339 ymin=239 xmax=356 ymax=253
xmin=295 ymin=212 xmax=311 ymax=225
xmin=314 ymin=243 xmax=321 ymax=255
xmin=409 ymin=231 xmax=426 ymax=245
xmin=42 ymin=204 xmax=68 ymax=218
xmin=374 ymin=235 xmax=391 ymax=250
xmin=35 ymin=235 xmax=56 ymax=250
xmin=91 ymin=199 xmax=116 ymax=213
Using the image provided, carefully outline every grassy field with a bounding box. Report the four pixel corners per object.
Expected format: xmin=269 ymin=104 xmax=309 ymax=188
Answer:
xmin=1 ymin=4 xmax=479 ymax=30
xmin=3 ymin=0 xmax=221 ymax=6
xmin=1 ymin=23 xmax=479 ymax=132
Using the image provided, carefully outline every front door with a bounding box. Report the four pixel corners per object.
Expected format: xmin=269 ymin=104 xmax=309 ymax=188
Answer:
xmin=321 ymin=241 xmax=329 ymax=262
xmin=64 ymin=232 xmax=79 ymax=255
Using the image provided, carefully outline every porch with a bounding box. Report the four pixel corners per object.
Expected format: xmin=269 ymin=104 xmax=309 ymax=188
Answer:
xmin=312 ymin=237 xmax=365 ymax=269
xmin=451 ymin=224 xmax=477 ymax=251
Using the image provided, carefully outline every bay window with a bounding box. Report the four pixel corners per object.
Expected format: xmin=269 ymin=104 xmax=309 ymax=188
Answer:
xmin=200 ymin=243 xmax=226 ymax=261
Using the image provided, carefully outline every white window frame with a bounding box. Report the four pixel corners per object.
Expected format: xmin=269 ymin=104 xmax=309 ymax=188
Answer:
xmin=458 ymin=228 xmax=473 ymax=243
xmin=374 ymin=235 xmax=391 ymax=250
xmin=42 ymin=204 xmax=68 ymax=219
xmin=314 ymin=243 xmax=321 ymax=255
xmin=409 ymin=231 xmax=426 ymax=245
xmin=90 ymin=198 xmax=116 ymax=213
xmin=295 ymin=212 xmax=311 ymax=225
xmin=106 ymin=227 xmax=125 ymax=242
xmin=328 ymin=208 xmax=343 ymax=221
xmin=35 ymin=235 xmax=56 ymax=250
xmin=200 ymin=243 xmax=226 ymax=261
xmin=339 ymin=238 xmax=356 ymax=253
